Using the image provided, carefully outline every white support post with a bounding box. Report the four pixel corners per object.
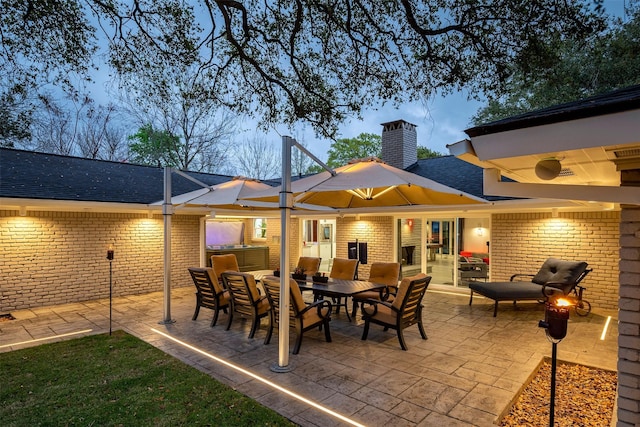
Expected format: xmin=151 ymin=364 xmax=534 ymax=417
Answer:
xmin=161 ymin=166 xmax=175 ymax=324
xmin=271 ymin=136 xmax=294 ymax=372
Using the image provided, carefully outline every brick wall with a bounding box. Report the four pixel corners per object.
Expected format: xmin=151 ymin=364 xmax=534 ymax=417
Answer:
xmin=336 ymin=216 xmax=395 ymax=280
xmin=381 ymin=120 xmax=418 ymax=169
xmin=0 ymin=210 xmax=200 ymax=311
xmin=618 ymin=205 xmax=640 ymax=427
xmin=491 ymin=211 xmax=619 ymax=310
xmin=264 ymin=216 xmax=299 ymax=270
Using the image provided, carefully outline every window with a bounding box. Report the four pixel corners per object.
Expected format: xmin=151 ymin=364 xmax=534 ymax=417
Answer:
xmin=254 ymin=218 xmax=267 ymax=239
xmin=302 ymin=219 xmax=318 ymax=243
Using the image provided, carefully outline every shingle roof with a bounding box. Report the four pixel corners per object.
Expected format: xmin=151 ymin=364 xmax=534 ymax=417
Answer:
xmin=0 ymin=148 xmax=503 ymax=205
xmin=465 ymin=84 xmax=640 ymax=137
xmin=406 ymin=156 xmax=516 ymax=202
xmin=0 ymin=148 xmax=233 ymax=204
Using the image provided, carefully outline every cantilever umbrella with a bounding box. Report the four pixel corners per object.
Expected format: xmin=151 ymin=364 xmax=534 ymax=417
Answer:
xmin=157 ymin=175 xmax=335 ymax=211
xmin=155 ymin=176 xmax=275 ymax=210
xmin=153 ymin=174 xmax=335 ymax=326
xmin=244 ymin=156 xmax=486 ymax=209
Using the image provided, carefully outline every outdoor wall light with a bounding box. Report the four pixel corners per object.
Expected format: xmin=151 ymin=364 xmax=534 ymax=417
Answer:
xmin=535 ymin=158 xmax=562 ymax=180
xmin=147 ymin=210 xmax=154 ymax=219
xmin=18 ymin=206 xmax=26 ymax=216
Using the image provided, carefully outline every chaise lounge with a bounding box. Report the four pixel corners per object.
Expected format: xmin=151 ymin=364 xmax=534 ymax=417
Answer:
xmin=468 ymin=258 xmax=591 ymax=317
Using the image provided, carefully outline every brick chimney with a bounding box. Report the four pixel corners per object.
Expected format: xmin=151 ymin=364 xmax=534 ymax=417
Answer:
xmin=381 ymin=120 xmax=417 ymax=169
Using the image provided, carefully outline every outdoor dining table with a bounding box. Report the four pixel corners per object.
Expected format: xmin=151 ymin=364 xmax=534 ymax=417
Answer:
xmin=248 ymin=270 xmax=386 ymax=322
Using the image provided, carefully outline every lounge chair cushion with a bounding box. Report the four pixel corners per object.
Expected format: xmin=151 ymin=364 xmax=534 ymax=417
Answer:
xmin=469 ymin=281 xmax=545 ymax=301
xmin=531 ymin=258 xmax=589 ymax=292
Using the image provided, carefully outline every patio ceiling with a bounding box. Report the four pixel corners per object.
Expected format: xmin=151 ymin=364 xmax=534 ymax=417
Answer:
xmin=448 ymin=86 xmax=640 ymax=205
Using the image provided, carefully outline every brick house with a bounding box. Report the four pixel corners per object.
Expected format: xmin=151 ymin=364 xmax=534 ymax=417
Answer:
xmin=1 ymin=86 xmax=632 ymax=422
xmin=0 ymin=119 xmax=620 ymax=313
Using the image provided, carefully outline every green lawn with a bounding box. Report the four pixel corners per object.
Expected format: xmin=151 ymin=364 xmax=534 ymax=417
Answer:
xmin=0 ymin=330 xmax=297 ymax=426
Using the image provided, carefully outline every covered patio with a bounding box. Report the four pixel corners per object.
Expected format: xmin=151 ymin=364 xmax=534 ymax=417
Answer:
xmin=1 ymin=285 xmax=618 ymax=426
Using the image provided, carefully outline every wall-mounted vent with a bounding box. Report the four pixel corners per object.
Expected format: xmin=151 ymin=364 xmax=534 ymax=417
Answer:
xmin=606 ymin=146 xmax=640 ymax=160
xmin=612 ymin=147 xmax=640 ymax=159
xmin=605 ymin=146 xmax=640 ymax=170
xmin=558 ymin=168 xmax=575 ymax=177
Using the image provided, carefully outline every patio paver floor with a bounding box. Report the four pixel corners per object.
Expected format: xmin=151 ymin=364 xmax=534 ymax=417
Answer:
xmin=0 ymin=287 xmax=618 ymax=426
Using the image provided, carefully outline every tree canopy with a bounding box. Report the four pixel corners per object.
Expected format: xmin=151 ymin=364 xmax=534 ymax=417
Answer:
xmin=2 ymin=0 xmax=607 ymax=142
xmin=473 ymin=2 xmax=640 ymax=124
xmin=326 ymin=133 xmax=381 ymax=168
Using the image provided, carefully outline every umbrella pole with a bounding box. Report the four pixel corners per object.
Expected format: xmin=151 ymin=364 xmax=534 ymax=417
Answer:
xmin=160 ymin=166 xmax=175 ymax=324
xmin=271 ymin=136 xmax=293 ymax=373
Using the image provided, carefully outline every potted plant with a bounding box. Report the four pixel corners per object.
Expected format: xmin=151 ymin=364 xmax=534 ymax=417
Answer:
xmin=312 ymin=271 xmax=328 ymax=283
xmin=273 ymin=267 xmax=280 ymax=277
xmin=292 ymin=267 xmax=306 ymax=281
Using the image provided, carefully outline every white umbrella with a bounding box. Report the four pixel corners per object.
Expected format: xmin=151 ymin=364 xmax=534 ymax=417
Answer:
xmin=153 ymin=176 xmax=274 ymax=210
xmin=245 ymin=156 xmax=486 ymax=208
xmin=155 ymin=175 xmax=277 ymax=326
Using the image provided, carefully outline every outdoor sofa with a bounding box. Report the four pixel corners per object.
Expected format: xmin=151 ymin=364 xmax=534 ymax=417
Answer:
xmin=468 ymin=258 xmax=590 ymax=317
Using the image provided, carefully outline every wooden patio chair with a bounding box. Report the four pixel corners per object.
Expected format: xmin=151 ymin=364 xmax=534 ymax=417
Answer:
xmin=361 ymin=273 xmax=431 ymax=350
xmin=351 ymin=262 xmax=401 ymax=318
xmin=221 ymin=271 xmax=271 ymax=339
xmin=187 ymin=267 xmax=230 ymax=327
xmin=262 ymin=276 xmax=332 ymax=354
xmin=328 ymin=258 xmax=359 ymax=320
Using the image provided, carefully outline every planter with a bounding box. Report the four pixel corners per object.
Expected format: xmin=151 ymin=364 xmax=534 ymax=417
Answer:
xmin=273 ymin=270 xmax=280 ymax=277
xmin=292 ymin=273 xmax=307 ymax=281
xmin=312 ymin=276 xmax=328 ymax=283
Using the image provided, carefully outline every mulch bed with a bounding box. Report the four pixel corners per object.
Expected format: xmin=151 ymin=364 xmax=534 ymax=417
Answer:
xmin=500 ymin=359 xmax=617 ymax=427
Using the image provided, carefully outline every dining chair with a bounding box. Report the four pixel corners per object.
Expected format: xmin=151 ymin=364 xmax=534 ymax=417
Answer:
xmin=211 ymin=254 xmax=240 ymax=278
xmin=296 ymin=257 xmax=322 ymax=277
xmin=351 ymin=262 xmax=401 ymax=318
xmin=221 ymin=271 xmax=271 ymax=339
xmin=262 ymin=276 xmax=332 ymax=353
xmin=361 ymin=273 xmax=431 ymax=350
xmin=187 ymin=267 xmax=230 ymax=327
xmin=329 ymin=258 xmax=359 ymax=280
xmin=327 ymin=258 xmax=359 ymax=320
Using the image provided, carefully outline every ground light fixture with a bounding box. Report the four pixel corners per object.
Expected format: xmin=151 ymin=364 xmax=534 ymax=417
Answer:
xmin=538 ymin=290 xmax=574 ymax=427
